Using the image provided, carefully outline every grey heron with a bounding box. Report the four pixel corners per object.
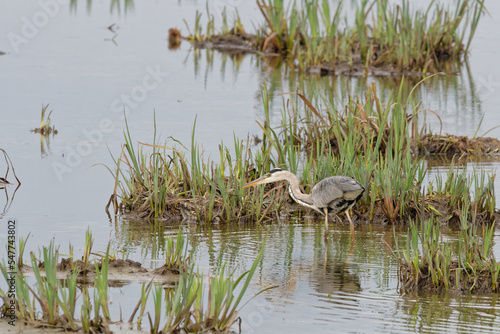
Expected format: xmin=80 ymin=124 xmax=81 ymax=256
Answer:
xmin=244 ymin=168 xmax=365 ymax=240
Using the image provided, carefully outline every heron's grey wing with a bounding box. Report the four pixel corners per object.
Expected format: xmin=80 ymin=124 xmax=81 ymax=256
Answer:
xmin=310 ymin=177 xmax=344 ymax=208
xmin=333 ymin=176 xmax=364 ymax=200
xmin=311 ymin=176 xmax=364 ymax=207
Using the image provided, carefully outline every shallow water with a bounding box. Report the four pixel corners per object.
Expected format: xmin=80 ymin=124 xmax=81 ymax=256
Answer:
xmin=106 ymin=222 xmax=500 ymax=334
xmin=1 ymin=0 xmax=500 ymax=333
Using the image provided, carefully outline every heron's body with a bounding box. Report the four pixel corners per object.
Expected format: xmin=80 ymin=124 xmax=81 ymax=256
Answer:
xmin=244 ymin=168 xmax=364 ymax=240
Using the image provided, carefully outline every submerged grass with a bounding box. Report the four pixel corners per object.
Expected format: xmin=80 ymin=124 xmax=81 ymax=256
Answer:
xmin=107 ymin=116 xmax=279 ymax=223
xmin=0 ymin=239 xmax=106 ymax=332
xmin=185 ymin=0 xmax=485 ymax=75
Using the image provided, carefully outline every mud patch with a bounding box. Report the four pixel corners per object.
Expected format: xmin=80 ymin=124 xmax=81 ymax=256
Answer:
xmin=27 ymin=257 xmax=179 ymax=284
xmin=288 ymin=192 xmax=500 ymax=227
xmin=195 ymin=34 xmax=257 ymax=54
xmin=152 ymin=264 xmax=184 ymax=275
xmin=114 ymin=183 xmax=500 ymax=227
xmin=117 ymin=195 xmax=242 ymax=223
xmin=192 ymin=33 xmax=428 ymax=77
xmin=325 ymin=134 xmax=500 ymax=158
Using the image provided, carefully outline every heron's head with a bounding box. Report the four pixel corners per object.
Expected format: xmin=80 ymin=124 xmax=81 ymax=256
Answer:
xmin=243 ymin=168 xmax=287 ymax=188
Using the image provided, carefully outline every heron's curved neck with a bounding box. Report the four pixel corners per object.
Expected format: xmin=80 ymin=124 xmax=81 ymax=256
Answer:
xmin=284 ymin=172 xmax=314 ymax=208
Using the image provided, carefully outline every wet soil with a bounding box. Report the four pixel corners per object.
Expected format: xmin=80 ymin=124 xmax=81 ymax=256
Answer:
xmin=115 ymin=193 xmax=243 ymax=223
xmin=54 ymin=258 xmax=148 ymax=275
xmin=26 ymin=257 xmax=180 ymax=284
xmin=191 ymin=33 xmax=429 ymax=77
xmin=0 ymin=319 xmax=66 ymax=334
xmin=152 ymin=264 xmax=184 ymax=275
xmin=195 ymin=34 xmax=257 ymax=54
xmin=0 ymin=317 xmax=134 ymax=334
xmin=327 ymin=134 xmax=500 ymax=158
xmin=295 ymin=196 xmax=500 ymax=227
xmin=117 ymin=185 xmax=500 ymax=227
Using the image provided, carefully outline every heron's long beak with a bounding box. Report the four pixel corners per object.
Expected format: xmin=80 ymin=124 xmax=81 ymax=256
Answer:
xmin=243 ymin=176 xmax=268 ymax=188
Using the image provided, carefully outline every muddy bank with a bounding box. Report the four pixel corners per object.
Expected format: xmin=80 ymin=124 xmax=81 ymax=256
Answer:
xmin=22 ymin=257 xmax=181 ymax=284
xmin=0 ymin=319 xmax=149 ymax=334
xmin=194 ymin=34 xmax=257 ymax=54
xmin=399 ymin=261 xmax=500 ymax=294
xmin=326 ymin=134 xmax=500 ymax=158
xmin=117 ymin=186 xmax=500 ymax=227
xmin=192 ymin=33 xmax=426 ymax=77
xmin=419 ymin=135 xmax=500 ymax=156
xmin=292 ymin=194 xmax=500 ymax=226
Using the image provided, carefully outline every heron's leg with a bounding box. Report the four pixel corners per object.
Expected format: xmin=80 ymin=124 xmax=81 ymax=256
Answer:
xmin=323 ymin=207 xmax=329 ymax=239
xmin=345 ymin=210 xmax=355 ymax=242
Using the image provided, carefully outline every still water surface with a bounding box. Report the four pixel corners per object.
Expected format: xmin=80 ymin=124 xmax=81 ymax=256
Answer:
xmin=1 ymin=0 xmax=500 ymax=333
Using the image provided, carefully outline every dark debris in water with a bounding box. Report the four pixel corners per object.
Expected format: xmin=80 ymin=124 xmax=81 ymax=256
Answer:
xmin=308 ymin=60 xmax=423 ymax=77
xmin=30 ymin=127 xmax=58 ymax=136
xmin=168 ymin=27 xmax=182 ymax=50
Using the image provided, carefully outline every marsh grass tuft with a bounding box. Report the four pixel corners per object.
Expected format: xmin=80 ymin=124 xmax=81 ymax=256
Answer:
xmin=183 ymin=0 xmax=486 ymax=76
xmin=152 ymin=228 xmax=191 ymax=275
xmin=31 ymin=104 xmax=58 ymax=136
xmin=397 ymin=215 xmax=500 ymax=294
xmin=0 ymin=239 xmax=106 ymax=332
xmin=107 ymin=116 xmax=279 ymax=222
xmin=107 ymin=80 xmax=497 ymax=227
